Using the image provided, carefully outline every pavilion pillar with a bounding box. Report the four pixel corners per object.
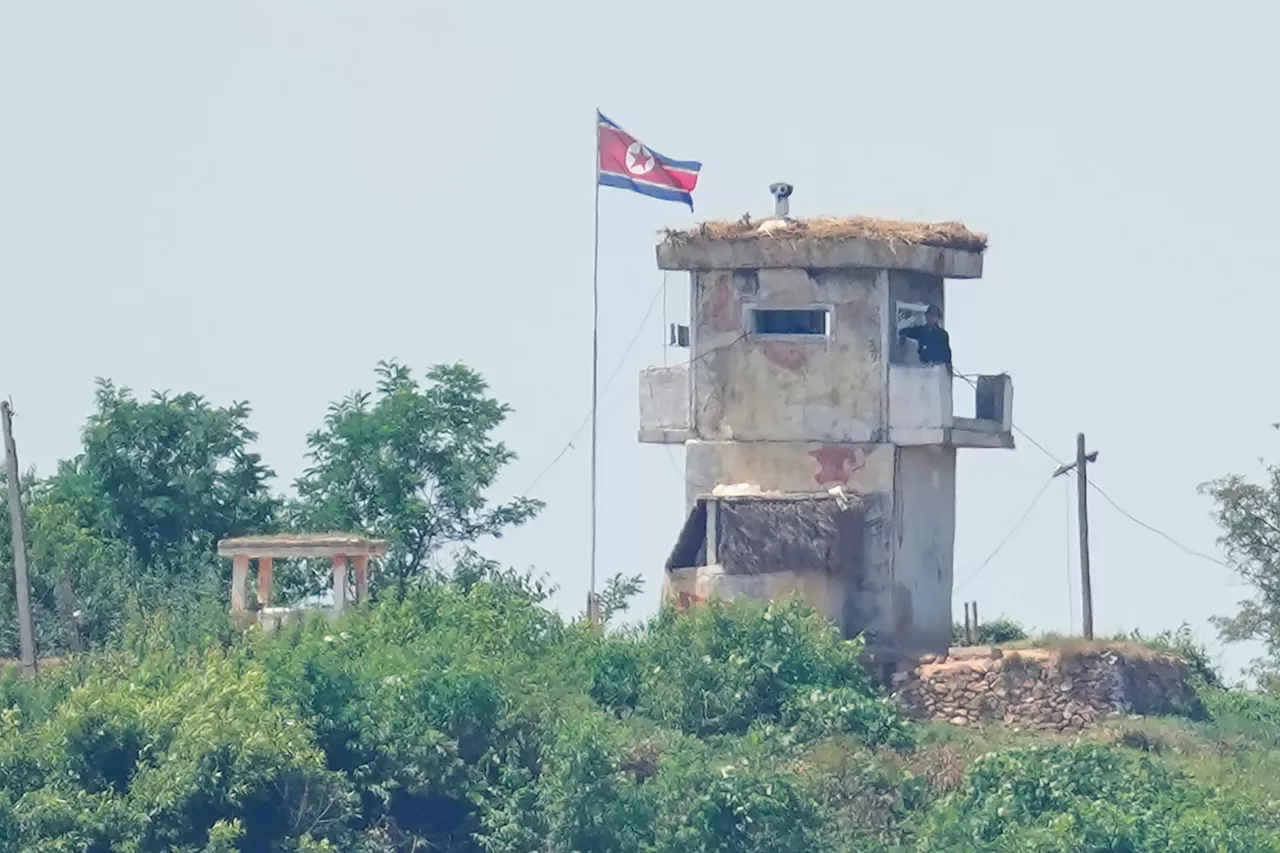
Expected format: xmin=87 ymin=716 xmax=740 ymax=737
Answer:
xmin=257 ymin=557 xmax=274 ymax=607
xmin=332 ymin=554 xmax=349 ymax=615
xmin=231 ymin=555 xmax=250 ymax=614
xmin=353 ymin=555 xmax=370 ymax=603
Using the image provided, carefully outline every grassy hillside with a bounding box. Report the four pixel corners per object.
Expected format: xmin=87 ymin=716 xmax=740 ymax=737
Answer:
xmin=0 ymin=572 xmax=1277 ymax=852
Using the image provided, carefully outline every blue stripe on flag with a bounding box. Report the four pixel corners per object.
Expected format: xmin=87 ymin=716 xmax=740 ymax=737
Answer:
xmin=599 ymin=172 xmax=694 ymax=210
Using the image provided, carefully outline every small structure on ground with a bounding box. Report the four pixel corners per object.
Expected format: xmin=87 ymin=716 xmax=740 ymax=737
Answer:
xmin=216 ymin=533 xmax=388 ymax=630
xmin=892 ymin=643 xmax=1203 ymax=731
xmin=640 ymin=185 xmax=1014 ymax=663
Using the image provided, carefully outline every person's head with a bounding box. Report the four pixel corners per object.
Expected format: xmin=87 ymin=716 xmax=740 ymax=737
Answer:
xmin=925 ymin=304 xmax=942 ymax=326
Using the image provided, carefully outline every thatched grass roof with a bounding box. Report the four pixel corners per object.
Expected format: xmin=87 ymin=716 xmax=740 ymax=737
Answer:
xmin=664 ymin=215 xmax=988 ymax=253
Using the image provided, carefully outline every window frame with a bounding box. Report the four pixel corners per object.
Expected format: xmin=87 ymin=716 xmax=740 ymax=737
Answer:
xmin=741 ymin=303 xmax=834 ymax=341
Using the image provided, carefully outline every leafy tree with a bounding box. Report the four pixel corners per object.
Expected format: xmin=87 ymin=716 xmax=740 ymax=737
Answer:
xmin=1 ymin=381 xmax=277 ymax=657
xmin=1202 ymin=459 xmax=1280 ymax=681
xmin=595 ymin=572 xmax=644 ymax=625
xmin=292 ymin=361 xmax=541 ymax=588
xmin=43 ymin=380 xmax=279 ymax=568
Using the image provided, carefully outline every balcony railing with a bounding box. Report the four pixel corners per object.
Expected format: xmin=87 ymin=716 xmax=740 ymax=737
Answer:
xmin=888 ymin=365 xmax=1013 ymax=449
xmin=638 ymin=364 xmax=691 ymax=444
xmin=639 ymin=361 xmax=1013 ymax=449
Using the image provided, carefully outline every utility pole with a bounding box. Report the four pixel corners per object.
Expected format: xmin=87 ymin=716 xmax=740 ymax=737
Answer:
xmin=1053 ymin=433 xmax=1098 ymax=640
xmin=1 ymin=402 xmax=38 ymax=676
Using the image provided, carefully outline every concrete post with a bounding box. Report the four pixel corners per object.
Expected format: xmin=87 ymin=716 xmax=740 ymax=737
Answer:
xmin=230 ymin=555 xmax=250 ymax=614
xmin=257 ymin=557 xmax=274 ymax=607
xmin=332 ymin=554 xmax=349 ymax=615
xmin=353 ymin=555 xmax=369 ymax=603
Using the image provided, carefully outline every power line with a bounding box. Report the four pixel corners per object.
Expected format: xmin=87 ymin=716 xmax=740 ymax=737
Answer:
xmin=1007 ymin=417 xmax=1232 ymax=572
xmin=956 ymin=368 xmax=1230 ymax=574
xmin=1087 ymin=478 xmax=1235 ymax=571
xmin=519 ymin=284 xmax=745 ymax=498
xmin=1019 ymin=424 xmax=1232 ymax=572
xmin=520 ymin=279 xmax=666 ymax=496
xmin=956 ymin=475 xmax=1055 ymax=591
xmin=1012 ymin=423 xmax=1067 ymax=467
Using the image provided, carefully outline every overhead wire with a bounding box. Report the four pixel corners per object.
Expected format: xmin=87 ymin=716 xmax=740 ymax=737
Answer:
xmin=519 ymin=270 xmax=745 ymax=497
xmin=955 ymin=474 xmax=1055 ymax=591
xmin=1087 ymin=479 xmax=1235 ymax=571
xmin=956 ymin=367 xmax=1234 ymax=575
xmin=520 ymin=278 xmax=666 ymax=496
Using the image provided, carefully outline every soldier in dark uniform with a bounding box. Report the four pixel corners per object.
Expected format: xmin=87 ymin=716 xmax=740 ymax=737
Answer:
xmin=899 ymin=304 xmax=952 ymax=369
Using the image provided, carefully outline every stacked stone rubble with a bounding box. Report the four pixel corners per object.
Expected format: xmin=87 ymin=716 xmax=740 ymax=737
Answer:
xmin=891 ymin=647 xmax=1194 ymax=732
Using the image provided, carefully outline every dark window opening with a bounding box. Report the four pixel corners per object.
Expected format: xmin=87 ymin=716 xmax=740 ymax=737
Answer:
xmin=748 ymin=308 xmax=829 ymax=336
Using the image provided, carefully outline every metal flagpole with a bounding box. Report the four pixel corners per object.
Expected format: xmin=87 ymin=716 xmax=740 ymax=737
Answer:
xmin=588 ymin=109 xmax=601 ymax=625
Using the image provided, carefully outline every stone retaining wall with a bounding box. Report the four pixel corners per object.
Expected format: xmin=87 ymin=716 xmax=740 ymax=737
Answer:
xmin=891 ymin=645 xmax=1200 ymax=732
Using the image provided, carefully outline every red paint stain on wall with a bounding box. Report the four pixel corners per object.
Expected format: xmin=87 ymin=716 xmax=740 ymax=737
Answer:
xmin=707 ymin=274 xmax=740 ymax=332
xmin=810 ymin=445 xmax=867 ymax=486
xmin=675 ymin=590 xmax=709 ymax=611
xmin=761 ymin=342 xmax=808 ymax=371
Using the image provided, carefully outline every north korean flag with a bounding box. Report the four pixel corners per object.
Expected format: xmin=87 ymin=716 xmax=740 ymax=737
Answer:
xmin=597 ymin=112 xmax=701 ymax=210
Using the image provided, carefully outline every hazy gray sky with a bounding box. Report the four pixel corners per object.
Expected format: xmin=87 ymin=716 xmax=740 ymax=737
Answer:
xmin=3 ymin=2 xmax=1276 ymax=675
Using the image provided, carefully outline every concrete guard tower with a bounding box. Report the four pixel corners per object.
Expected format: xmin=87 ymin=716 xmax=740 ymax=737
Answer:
xmin=638 ymin=185 xmax=1013 ymax=662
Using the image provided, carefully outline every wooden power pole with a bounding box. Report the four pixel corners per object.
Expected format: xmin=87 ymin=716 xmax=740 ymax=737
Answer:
xmin=1053 ymin=433 xmax=1098 ymax=640
xmin=1 ymin=402 xmax=38 ymax=676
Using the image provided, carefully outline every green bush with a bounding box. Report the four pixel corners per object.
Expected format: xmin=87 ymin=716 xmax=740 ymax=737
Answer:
xmin=916 ymin=744 xmax=1280 ymax=852
xmin=4 ymin=568 xmax=1278 ymax=852
xmin=1123 ymin=623 xmax=1222 ymax=687
xmin=951 ymin=616 xmax=1028 ymax=646
xmin=635 ymin=599 xmax=896 ymax=741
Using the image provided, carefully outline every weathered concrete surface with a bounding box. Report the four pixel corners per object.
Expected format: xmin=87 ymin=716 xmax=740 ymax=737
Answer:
xmin=887 ymin=368 xmax=1015 ymax=449
xmin=841 ymin=491 xmax=894 ymax=649
xmin=657 ymin=236 xmax=983 ymax=279
xmin=888 ymin=364 xmax=953 ymax=444
xmin=684 ymin=441 xmax=895 ymax=509
xmin=888 ymin=446 xmax=957 ymax=658
xmin=664 ymin=564 xmax=845 ymax=625
xmin=662 ymin=494 xmax=884 ymax=644
xmin=642 ymin=213 xmax=1010 ymax=664
xmin=638 ymin=364 xmax=690 ymax=443
xmin=974 ymin=374 xmax=1015 ymax=431
xmin=691 ymin=268 xmax=885 ymax=443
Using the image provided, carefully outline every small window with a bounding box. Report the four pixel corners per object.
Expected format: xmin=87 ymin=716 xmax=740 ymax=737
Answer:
xmin=896 ymin=301 xmax=930 ymax=335
xmin=747 ymin=307 xmax=829 ymax=337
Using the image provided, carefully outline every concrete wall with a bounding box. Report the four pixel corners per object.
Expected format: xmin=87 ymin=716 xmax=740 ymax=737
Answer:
xmin=657 ymin=235 xmax=984 ymax=279
xmin=690 ymin=268 xmax=886 ymax=444
xmin=841 ymin=491 xmax=894 ymax=648
xmin=684 ymin=441 xmax=895 ymax=508
xmin=650 ymin=249 xmax=980 ymax=662
xmin=887 ymin=445 xmax=957 ymax=658
xmin=638 ymin=364 xmax=690 ymax=443
xmin=887 ymin=364 xmax=953 ymax=445
xmin=660 ymin=488 xmax=902 ymax=652
xmin=664 ymin=564 xmax=845 ymax=625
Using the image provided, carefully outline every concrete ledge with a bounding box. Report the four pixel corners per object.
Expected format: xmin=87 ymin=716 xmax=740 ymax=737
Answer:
xmin=638 ymin=428 xmax=691 ymax=444
xmin=889 ymin=427 xmax=948 ymax=446
xmin=950 ymin=428 xmax=1015 ymax=449
xmin=888 ymin=426 xmax=1014 ymax=448
xmin=217 ymin=534 xmax=389 ymax=558
xmin=657 ymin=236 xmax=983 ymax=278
